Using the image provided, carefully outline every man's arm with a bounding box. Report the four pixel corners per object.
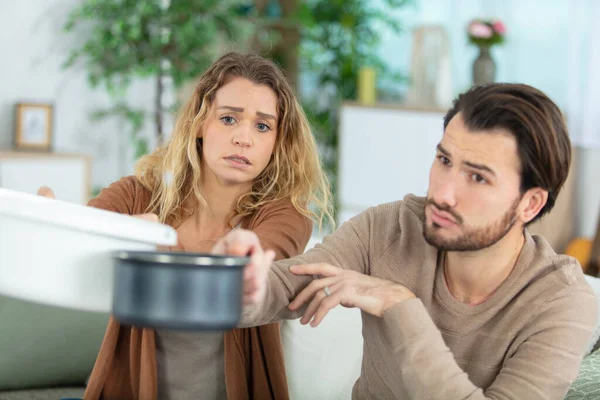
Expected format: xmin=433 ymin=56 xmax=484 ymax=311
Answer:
xmin=214 ymin=208 xmax=374 ymax=327
xmin=377 ymin=286 xmax=597 ymax=399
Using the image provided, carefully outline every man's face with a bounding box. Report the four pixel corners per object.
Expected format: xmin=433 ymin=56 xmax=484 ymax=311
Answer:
xmin=424 ymin=113 xmax=524 ymax=251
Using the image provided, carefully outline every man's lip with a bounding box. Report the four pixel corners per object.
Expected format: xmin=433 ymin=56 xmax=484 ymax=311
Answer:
xmin=430 ymin=205 xmax=457 ymax=225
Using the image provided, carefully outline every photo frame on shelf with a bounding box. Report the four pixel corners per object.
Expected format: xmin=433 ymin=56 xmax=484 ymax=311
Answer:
xmin=14 ymin=103 xmax=53 ymax=151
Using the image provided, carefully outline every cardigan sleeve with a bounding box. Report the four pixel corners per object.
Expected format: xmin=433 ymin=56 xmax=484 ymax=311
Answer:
xmin=87 ymin=175 xmax=148 ymax=215
xmin=246 ymin=199 xmax=313 ymax=261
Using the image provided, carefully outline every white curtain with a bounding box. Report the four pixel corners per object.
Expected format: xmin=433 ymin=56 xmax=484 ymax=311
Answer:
xmin=567 ymin=0 xmax=600 ymax=148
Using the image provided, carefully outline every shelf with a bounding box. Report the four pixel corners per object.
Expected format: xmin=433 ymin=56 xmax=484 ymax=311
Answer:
xmin=342 ymin=101 xmax=447 ymax=114
xmin=0 ymin=150 xmax=91 ymax=160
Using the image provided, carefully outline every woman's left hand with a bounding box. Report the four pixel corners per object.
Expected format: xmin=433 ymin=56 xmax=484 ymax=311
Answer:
xmin=288 ymin=263 xmax=416 ymax=327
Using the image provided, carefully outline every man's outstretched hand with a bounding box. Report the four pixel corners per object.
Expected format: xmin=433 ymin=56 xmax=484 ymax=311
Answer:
xmin=212 ymin=229 xmax=275 ymax=305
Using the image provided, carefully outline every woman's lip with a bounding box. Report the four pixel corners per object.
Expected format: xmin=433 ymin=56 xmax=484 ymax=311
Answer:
xmin=224 ymin=157 xmax=252 ymax=168
xmin=225 ymin=154 xmax=252 ymax=165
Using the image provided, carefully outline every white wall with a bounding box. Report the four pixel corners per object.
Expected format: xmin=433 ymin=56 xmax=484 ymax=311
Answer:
xmin=377 ymin=0 xmax=572 ymax=107
xmin=375 ymin=0 xmax=600 ymax=238
xmin=0 ymin=0 xmax=156 ymax=189
xmin=576 ymin=148 xmax=600 ymax=238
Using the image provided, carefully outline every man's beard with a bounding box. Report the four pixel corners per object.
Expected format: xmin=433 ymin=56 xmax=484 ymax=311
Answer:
xmin=423 ymin=197 xmax=519 ymax=252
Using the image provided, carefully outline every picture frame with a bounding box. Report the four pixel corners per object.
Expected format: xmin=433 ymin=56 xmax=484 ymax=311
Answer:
xmin=14 ymin=103 xmax=53 ymax=151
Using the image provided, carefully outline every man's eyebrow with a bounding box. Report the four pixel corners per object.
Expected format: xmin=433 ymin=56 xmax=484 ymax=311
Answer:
xmin=436 ymin=144 xmax=496 ymax=177
xmin=463 ymin=161 xmax=496 ymax=177
xmin=436 ymin=143 xmax=450 ymax=155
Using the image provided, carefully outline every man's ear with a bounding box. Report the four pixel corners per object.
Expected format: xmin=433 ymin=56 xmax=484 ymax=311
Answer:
xmin=519 ymin=188 xmax=548 ymax=224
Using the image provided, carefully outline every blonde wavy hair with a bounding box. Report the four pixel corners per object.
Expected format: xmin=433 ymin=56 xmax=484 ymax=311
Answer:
xmin=135 ymin=51 xmax=334 ymax=230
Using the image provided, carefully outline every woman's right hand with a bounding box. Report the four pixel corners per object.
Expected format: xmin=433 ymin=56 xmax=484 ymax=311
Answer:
xmin=36 ymin=186 xmax=159 ymax=222
xmin=37 ymin=186 xmax=56 ymax=199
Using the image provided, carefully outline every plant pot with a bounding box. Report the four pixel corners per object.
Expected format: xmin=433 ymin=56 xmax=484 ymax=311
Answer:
xmin=280 ymin=0 xmax=298 ymax=17
xmin=472 ymin=45 xmax=496 ymax=85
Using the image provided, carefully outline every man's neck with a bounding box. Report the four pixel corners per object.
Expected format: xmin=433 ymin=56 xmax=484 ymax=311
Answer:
xmin=444 ymin=228 xmax=526 ymax=305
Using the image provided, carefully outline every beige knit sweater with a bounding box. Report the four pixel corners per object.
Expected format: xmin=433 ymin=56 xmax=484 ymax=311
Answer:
xmin=242 ymin=194 xmax=598 ymax=399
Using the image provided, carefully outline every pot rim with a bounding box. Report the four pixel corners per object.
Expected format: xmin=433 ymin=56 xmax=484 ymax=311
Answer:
xmin=113 ymin=250 xmax=250 ymax=267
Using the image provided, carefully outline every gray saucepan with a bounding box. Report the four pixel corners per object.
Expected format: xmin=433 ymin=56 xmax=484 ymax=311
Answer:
xmin=111 ymin=251 xmax=249 ymax=330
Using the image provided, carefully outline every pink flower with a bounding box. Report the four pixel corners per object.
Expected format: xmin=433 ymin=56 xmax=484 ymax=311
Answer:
xmin=468 ymin=21 xmax=493 ymax=38
xmin=492 ymin=20 xmax=506 ymax=35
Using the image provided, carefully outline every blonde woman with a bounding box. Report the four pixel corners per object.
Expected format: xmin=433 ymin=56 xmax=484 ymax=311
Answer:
xmin=43 ymin=52 xmax=332 ymax=400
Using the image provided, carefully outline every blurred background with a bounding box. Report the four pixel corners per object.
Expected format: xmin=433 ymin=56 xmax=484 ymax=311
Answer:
xmin=1 ymin=1 xmax=600 ymax=398
xmin=1 ymin=0 xmax=598 ymax=255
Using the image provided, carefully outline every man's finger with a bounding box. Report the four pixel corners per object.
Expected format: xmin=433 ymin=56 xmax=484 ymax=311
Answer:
xmin=289 ymin=276 xmax=339 ymax=311
xmin=211 ymin=229 xmax=261 ymax=256
xmin=243 ymin=276 xmax=259 ymax=295
xmin=228 ymin=242 xmax=254 ymax=257
xmin=311 ymin=293 xmax=342 ymax=327
xmin=299 ymin=288 xmax=328 ymax=325
xmin=264 ymin=250 xmax=276 ymax=266
xmin=290 ymin=263 xmax=339 ymax=277
xmin=211 ymin=239 xmax=226 ymax=255
xmin=230 ymin=230 xmax=261 ymax=256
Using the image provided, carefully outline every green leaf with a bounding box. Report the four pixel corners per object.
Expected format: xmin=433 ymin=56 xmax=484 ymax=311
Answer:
xmin=62 ymin=0 xmax=252 ymax=149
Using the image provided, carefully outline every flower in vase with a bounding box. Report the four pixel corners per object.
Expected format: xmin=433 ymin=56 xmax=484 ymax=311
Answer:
xmin=467 ymin=18 xmax=506 ymax=47
xmin=491 ymin=20 xmax=506 ymax=35
xmin=469 ymin=21 xmax=493 ymax=39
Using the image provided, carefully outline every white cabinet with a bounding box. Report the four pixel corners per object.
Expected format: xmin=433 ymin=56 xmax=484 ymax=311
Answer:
xmin=0 ymin=152 xmax=91 ymax=204
xmin=337 ymin=102 xmax=446 ymax=225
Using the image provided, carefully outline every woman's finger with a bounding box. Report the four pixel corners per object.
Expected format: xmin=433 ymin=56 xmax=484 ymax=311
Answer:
xmin=134 ymin=213 xmax=159 ymax=222
xmin=37 ymin=186 xmax=56 ymax=199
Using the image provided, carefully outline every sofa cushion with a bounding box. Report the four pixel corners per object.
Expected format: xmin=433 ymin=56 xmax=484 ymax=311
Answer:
xmin=281 ymin=307 xmax=363 ymax=400
xmin=0 ymin=386 xmax=84 ymax=400
xmin=583 ymin=275 xmax=600 ymax=355
xmin=0 ymin=295 xmax=108 ymax=391
xmin=565 ymin=347 xmax=600 ymax=399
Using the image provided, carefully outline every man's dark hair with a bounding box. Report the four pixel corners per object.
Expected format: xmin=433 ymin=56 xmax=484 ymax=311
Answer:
xmin=443 ymin=83 xmax=571 ymax=223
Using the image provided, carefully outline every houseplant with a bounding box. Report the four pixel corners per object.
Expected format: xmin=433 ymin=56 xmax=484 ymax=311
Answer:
xmin=296 ymin=0 xmax=412 ymax=225
xmin=63 ymin=0 xmax=254 ymax=159
xmin=467 ymin=19 xmax=506 ymax=85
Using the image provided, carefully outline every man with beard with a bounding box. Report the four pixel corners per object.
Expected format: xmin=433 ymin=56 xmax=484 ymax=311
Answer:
xmin=212 ymin=83 xmax=597 ymax=399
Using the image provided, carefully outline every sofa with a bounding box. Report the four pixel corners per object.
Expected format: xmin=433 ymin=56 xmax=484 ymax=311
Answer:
xmin=1 ymin=239 xmax=600 ymax=400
